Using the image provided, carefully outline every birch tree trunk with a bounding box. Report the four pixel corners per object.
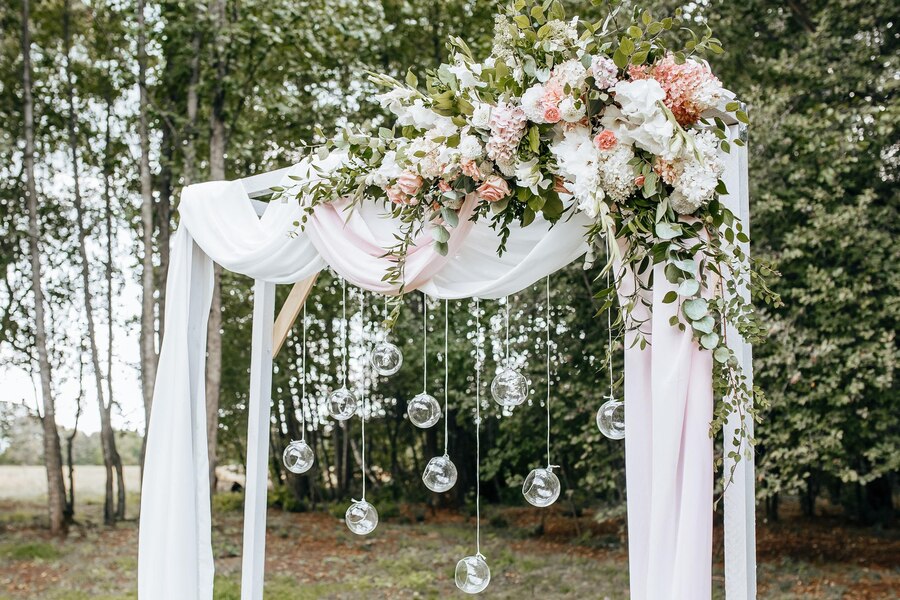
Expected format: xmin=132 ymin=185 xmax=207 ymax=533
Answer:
xmin=182 ymin=28 xmax=201 ymax=186
xmin=206 ymin=0 xmax=228 ymax=496
xmin=137 ymin=0 xmax=157 ymax=472
xmin=22 ymin=0 xmax=67 ymax=536
xmin=63 ymin=0 xmax=123 ymax=526
xmin=103 ymin=95 xmax=126 ymax=521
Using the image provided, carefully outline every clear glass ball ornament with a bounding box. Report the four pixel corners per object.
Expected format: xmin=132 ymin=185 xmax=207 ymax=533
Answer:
xmin=407 ymin=392 xmax=441 ymax=428
xmin=596 ymin=398 xmax=626 ymax=440
xmin=282 ymin=439 xmax=314 ymax=474
xmin=522 ymin=466 xmax=561 ymax=508
xmin=455 ymin=554 xmax=491 ymax=594
xmin=422 ymin=454 xmax=458 ymax=493
xmin=344 ymin=499 xmax=378 ymax=535
xmin=490 ymin=368 xmax=528 ymax=407
xmin=326 ymin=387 xmax=358 ymax=421
xmin=370 ymin=342 xmax=403 ymax=376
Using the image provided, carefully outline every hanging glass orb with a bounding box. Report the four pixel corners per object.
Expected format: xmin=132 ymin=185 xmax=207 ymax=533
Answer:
xmin=596 ymin=398 xmax=625 ymax=440
xmin=326 ymin=387 xmax=358 ymax=421
xmin=407 ymin=392 xmax=441 ymax=428
xmin=370 ymin=342 xmax=403 ymax=376
xmin=455 ymin=554 xmax=491 ymax=594
xmin=490 ymin=368 xmax=528 ymax=407
xmin=282 ymin=439 xmax=314 ymax=474
xmin=344 ymin=499 xmax=378 ymax=535
xmin=522 ymin=466 xmax=561 ymax=508
xmin=422 ymin=454 xmax=457 ymax=493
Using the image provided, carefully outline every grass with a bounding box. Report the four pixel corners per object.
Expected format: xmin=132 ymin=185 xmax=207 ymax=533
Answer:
xmin=0 ymin=492 xmax=897 ymax=599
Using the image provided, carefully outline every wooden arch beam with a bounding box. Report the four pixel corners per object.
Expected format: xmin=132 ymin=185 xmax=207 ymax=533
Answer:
xmin=272 ymin=273 xmax=319 ymax=357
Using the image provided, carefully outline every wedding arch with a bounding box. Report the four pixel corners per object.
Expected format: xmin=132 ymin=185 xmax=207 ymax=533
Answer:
xmin=138 ymin=3 xmax=760 ymax=599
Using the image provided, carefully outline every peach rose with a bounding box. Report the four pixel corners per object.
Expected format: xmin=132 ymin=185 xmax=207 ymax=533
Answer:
xmin=477 ymin=175 xmax=510 ymax=203
xmin=543 ymin=105 xmax=561 ymax=123
xmin=594 ymin=130 xmax=617 ymax=150
xmin=438 ymin=180 xmax=452 ymax=193
xmin=396 ymin=171 xmax=423 ymax=196
xmin=634 ymin=175 xmax=645 ymax=187
xmin=385 ymin=185 xmax=408 ymax=206
xmin=461 ymin=160 xmax=484 ymax=181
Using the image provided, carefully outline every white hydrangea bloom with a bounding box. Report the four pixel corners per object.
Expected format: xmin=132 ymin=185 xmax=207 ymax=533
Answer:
xmin=550 ymin=59 xmax=588 ymax=92
xmin=590 ymin=55 xmax=618 ymax=90
xmin=598 ymin=144 xmax=637 ymax=203
xmin=367 ymin=150 xmax=403 ymax=187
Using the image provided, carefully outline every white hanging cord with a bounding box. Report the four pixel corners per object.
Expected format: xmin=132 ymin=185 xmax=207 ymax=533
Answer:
xmin=423 ymin=294 xmax=428 ymax=392
xmin=545 ymin=276 xmax=553 ymax=468
xmin=605 ymin=238 xmax=615 ymax=399
xmin=444 ymin=298 xmax=450 ymax=456
xmin=300 ymin=301 xmax=307 ymax=442
xmin=341 ymin=277 xmax=347 ymax=387
xmin=504 ymin=295 xmax=510 ymax=366
xmin=475 ymin=297 xmax=482 ymax=556
xmin=360 ymin=289 xmax=367 ymax=500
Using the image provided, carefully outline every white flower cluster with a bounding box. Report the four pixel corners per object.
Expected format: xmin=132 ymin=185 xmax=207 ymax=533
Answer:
xmin=601 ymin=79 xmax=677 ymax=160
xmin=666 ymin=129 xmax=724 ymax=214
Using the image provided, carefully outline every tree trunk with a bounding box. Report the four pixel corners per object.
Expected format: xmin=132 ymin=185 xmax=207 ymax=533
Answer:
xmin=137 ymin=0 xmax=157 ymax=474
xmin=22 ymin=0 xmax=67 ymax=536
xmin=182 ymin=28 xmax=201 ymax=186
xmin=103 ymin=95 xmax=126 ymax=521
xmin=65 ymin=355 xmax=83 ymax=520
xmin=206 ymin=0 xmax=228 ymax=496
xmin=63 ymin=0 xmax=122 ymax=526
xmin=157 ymin=130 xmax=172 ymax=341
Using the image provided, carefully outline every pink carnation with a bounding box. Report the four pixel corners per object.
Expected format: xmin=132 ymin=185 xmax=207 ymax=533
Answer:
xmin=476 ymin=175 xmax=510 ymax=203
xmin=594 ymin=130 xmax=617 ymax=150
xmin=396 ymin=171 xmax=424 ymax=196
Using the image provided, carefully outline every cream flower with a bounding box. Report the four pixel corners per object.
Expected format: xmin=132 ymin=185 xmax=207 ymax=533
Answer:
xmin=601 ymin=79 xmax=676 ymax=159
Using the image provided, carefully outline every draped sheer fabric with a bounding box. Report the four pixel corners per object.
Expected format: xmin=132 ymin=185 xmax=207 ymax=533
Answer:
xmin=138 ymin=160 xmax=713 ymax=600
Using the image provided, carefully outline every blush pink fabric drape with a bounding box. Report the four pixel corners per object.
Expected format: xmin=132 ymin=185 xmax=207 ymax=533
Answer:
xmin=616 ymin=248 xmax=714 ymax=600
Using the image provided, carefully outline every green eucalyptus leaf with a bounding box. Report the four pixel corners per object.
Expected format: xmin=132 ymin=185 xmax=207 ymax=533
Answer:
xmin=677 ymin=278 xmax=700 ymax=296
xmin=655 ymin=222 xmax=682 ymax=240
xmin=700 ymin=332 xmax=720 ymax=349
xmin=683 ymin=298 xmax=708 ymax=320
xmin=693 ymin=315 xmax=716 ymax=333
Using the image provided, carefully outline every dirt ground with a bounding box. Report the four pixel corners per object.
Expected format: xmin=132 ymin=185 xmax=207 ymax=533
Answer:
xmin=0 ymin=467 xmax=897 ymax=599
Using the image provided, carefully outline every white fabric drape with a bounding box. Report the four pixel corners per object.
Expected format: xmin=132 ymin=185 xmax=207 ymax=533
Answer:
xmin=138 ymin=164 xmax=591 ymax=599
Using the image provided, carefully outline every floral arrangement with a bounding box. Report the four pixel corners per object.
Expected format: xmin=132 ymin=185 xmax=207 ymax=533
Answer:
xmin=279 ymin=0 xmax=779 ymax=458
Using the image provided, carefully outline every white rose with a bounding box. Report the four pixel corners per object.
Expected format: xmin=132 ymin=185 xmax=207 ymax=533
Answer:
xmin=471 ymin=102 xmax=492 ymax=129
xmin=558 ymin=97 xmax=586 ymax=123
xmin=514 ymin=158 xmax=546 ymax=195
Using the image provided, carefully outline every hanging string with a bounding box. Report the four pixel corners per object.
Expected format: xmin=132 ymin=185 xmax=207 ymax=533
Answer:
xmin=423 ymin=294 xmax=428 ymax=392
xmin=341 ymin=277 xmax=348 ymax=387
xmin=475 ymin=297 xmax=482 ymax=556
xmin=545 ymin=277 xmax=552 ymax=468
xmin=360 ymin=288 xmax=367 ymax=500
xmin=504 ymin=295 xmax=510 ymax=366
xmin=300 ymin=301 xmax=307 ymax=442
xmin=444 ymin=298 xmax=450 ymax=456
xmin=605 ymin=237 xmax=615 ymax=400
